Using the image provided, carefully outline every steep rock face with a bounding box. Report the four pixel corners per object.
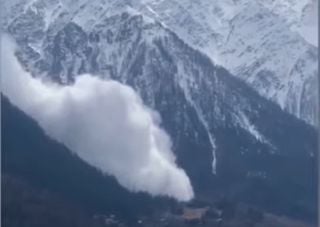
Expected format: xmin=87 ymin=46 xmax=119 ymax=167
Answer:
xmin=2 ymin=0 xmax=318 ymax=125
xmin=133 ymin=0 xmax=318 ymax=126
xmin=3 ymin=0 xmax=317 ymax=126
xmin=2 ymin=2 xmax=317 ymax=221
xmin=257 ymin=0 xmax=318 ymax=46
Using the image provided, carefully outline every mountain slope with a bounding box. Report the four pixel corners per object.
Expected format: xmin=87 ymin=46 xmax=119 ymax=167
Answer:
xmin=2 ymin=97 xmax=315 ymax=227
xmin=257 ymin=0 xmax=318 ymax=46
xmin=2 ymin=7 xmax=318 ymax=222
xmin=2 ymin=0 xmax=317 ymax=126
xmin=133 ymin=0 xmax=318 ymax=125
xmin=1 ymin=96 xmax=174 ymax=224
xmin=2 ymin=174 xmax=105 ymax=227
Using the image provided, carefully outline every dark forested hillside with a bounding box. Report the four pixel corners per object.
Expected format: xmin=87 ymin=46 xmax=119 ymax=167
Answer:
xmin=1 ymin=96 xmax=174 ymax=227
xmin=2 ymin=174 xmax=106 ymax=227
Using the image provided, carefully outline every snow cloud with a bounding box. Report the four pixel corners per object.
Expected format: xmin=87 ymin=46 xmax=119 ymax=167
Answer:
xmin=1 ymin=35 xmax=194 ymax=201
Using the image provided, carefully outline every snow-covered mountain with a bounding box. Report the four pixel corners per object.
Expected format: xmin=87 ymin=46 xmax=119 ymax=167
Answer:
xmin=257 ymin=0 xmax=318 ymax=46
xmin=2 ymin=0 xmax=317 ymax=125
xmin=1 ymin=0 xmax=317 ymax=220
xmin=133 ymin=0 xmax=318 ymax=126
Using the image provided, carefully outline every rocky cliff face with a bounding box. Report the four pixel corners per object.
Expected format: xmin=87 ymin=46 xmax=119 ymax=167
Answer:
xmin=133 ymin=0 xmax=318 ymax=126
xmin=3 ymin=0 xmax=317 ymax=125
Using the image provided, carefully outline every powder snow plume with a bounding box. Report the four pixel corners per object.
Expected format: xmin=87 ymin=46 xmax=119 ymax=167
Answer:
xmin=0 ymin=35 xmax=194 ymax=201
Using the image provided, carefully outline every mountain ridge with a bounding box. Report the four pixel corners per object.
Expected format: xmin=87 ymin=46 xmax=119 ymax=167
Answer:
xmin=2 ymin=0 xmax=317 ymax=125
